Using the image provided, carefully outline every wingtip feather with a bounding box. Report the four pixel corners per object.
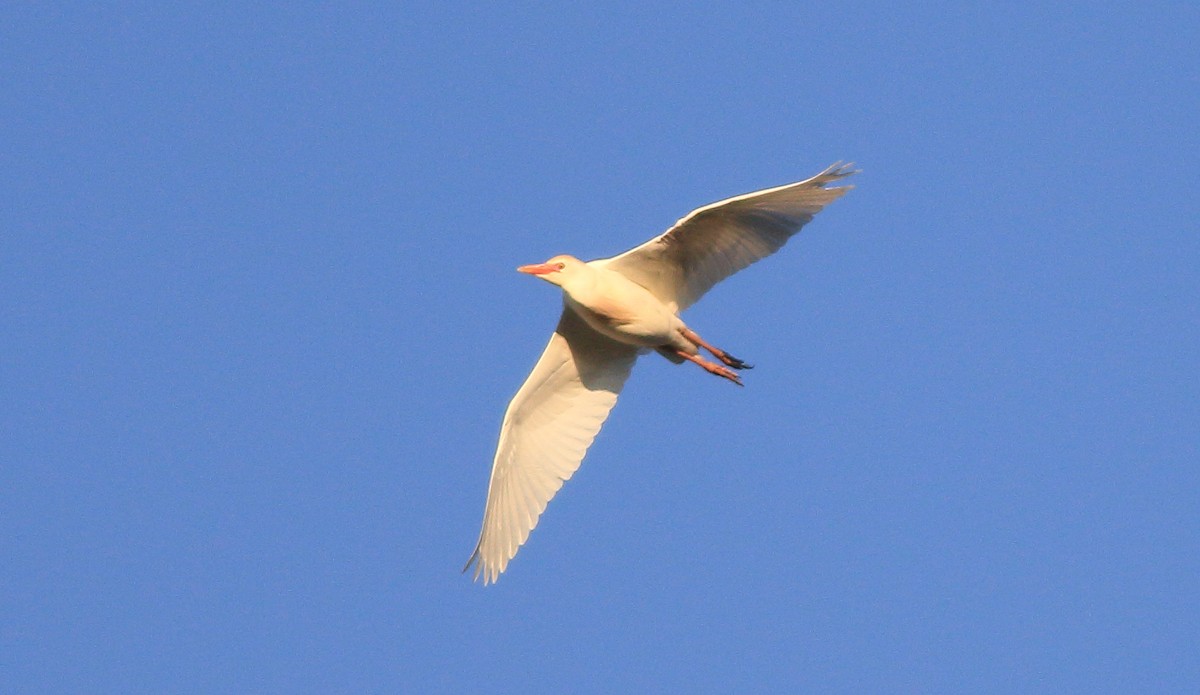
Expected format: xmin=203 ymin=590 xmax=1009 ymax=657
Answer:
xmin=815 ymin=161 xmax=860 ymax=186
xmin=461 ymin=547 xmax=479 ymax=576
xmin=462 ymin=547 xmax=499 ymax=586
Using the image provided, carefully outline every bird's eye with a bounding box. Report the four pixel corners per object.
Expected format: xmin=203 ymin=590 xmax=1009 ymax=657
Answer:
xmin=556 ymin=263 xmax=566 ymax=270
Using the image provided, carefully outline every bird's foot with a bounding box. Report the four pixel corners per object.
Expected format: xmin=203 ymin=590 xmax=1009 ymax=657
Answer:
xmin=719 ymin=353 xmax=754 ymax=370
xmin=700 ymin=360 xmax=744 ymax=386
xmin=680 ymin=327 xmax=752 ymax=371
xmin=675 ymin=349 xmax=745 ymax=386
xmin=713 ymin=364 xmax=744 ymax=386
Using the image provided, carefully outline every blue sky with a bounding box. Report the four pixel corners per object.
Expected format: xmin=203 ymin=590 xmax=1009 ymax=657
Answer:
xmin=2 ymin=3 xmax=1198 ymax=692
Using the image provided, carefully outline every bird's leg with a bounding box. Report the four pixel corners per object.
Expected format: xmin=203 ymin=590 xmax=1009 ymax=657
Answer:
xmin=675 ymin=349 xmax=744 ymax=387
xmin=680 ymin=328 xmax=753 ymax=370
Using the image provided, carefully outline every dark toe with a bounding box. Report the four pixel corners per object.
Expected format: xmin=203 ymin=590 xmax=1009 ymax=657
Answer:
xmin=725 ymin=355 xmax=754 ymax=370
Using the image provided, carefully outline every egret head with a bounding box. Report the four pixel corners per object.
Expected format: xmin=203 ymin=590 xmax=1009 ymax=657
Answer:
xmin=516 ymin=254 xmax=585 ymax=287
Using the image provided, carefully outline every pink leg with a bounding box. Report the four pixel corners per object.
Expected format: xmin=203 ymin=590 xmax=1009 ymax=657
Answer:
xmin=680 ymin=328 xmax=753 ymax=370
xmin=675 ymin=349 xmax=744 ymax=386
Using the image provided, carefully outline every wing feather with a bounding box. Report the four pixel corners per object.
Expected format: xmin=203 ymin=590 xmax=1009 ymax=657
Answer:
xmin=598 ymin=162 xmax=856 ymax=309
xmin=464 ymin=308 xmax=638 ymax=584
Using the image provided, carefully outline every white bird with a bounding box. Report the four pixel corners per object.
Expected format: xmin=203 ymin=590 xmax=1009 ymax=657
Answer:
xmin=464 ymin=162 xmax=857 ymax=584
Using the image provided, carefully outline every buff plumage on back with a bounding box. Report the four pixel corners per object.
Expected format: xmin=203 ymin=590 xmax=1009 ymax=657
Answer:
xmin=600 ymin=162 xmax=856 ymax=310
xmin=463 ymin=309 xmax=638 ymax=584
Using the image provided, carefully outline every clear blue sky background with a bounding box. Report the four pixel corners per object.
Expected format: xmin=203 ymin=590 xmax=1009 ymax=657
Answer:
xmin=3 ymin=3 xmax=1197 ymax=692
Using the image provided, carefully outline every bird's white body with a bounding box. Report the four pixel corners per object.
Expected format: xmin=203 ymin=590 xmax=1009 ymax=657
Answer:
xmin=561 ymin=263 xmax=691 ymax=353
xmin=464 ymin=162 xmax=857 ymax=584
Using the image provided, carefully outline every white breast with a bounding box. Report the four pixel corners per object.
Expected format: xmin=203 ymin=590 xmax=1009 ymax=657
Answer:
xmin=563 ymin=264 xmax=682 ymax=347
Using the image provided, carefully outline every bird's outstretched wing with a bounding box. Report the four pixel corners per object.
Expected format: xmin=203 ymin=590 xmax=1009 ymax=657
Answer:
xmin=599 ymin=162 xmax=856 ymax=310
xmin=464 ymin=308 xmax=638 ymax=584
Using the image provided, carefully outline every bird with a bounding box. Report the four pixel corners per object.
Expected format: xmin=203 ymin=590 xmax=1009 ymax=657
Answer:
xmin=463 ymin=162 xmax=857 ymax=584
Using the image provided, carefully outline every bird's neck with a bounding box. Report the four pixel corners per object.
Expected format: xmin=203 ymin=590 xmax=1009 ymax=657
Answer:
xmin=559 ymin=267 xmax=604 ymax=305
